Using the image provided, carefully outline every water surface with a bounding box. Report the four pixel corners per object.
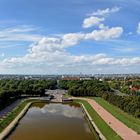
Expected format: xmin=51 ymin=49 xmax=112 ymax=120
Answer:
xmin=7 ymin=102 xmax=98 ymax=140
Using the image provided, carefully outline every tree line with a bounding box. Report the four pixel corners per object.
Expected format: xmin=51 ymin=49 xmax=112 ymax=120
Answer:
xmin=59 ymin=80 xmax=140 ymax=118
xmin=0 ymin=79 xmax=57 ymax=110
xmin=109 ymin=79 xmax=140 ymax=95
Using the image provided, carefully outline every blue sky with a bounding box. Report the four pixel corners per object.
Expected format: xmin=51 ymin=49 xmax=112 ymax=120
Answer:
xmin=0 ymin=0 xmax=140 ymax=74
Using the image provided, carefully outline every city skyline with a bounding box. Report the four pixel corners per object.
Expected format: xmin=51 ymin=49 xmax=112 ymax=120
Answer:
xmin=0 ymin=0 xmax=140 ymax=74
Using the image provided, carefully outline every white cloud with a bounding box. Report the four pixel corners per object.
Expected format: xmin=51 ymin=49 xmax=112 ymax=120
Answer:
xmin=1 ymin=44 xmax=140 ymax=74
xmin=0 ymin=8 xmax=126 ymax=74
xmin=0 ymin=43 xmax=25 ymax=48
xmin=61 ymin=33 xmax=85 ymax=47
xmin=0 ymin=31 xmax=138 ymax=73
xmin=83 ymin=7 xmax=120 ymax=29
xmin=85 ymin=27 xmax=123 ymax=41
xmin=98 ymin=24 xmax=108 ymax=29
xmin=0 ymin=24 xmax=124 ymax=72
xmin=0 ymin=25 xmax=42 ymax=42
xmin=113 ymin=47 xmax=135 ymax=52
xmin=3 ymin=25 xmax=37 ymax=33
xmin=73 ymin=54 xmax=140 ymax=66
xmin=28 ymin=26 xmax=123 ymax=53
xmin=82 ymin=16 xmax=105 ymax=28
xmin=137 ymin=22 xmax=140 ymax=34
xmin=88 ymin=7 xmax=120 ymax=16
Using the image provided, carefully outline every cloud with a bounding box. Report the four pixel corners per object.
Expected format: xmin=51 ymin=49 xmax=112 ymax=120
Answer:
xmin=83 ymin=7 xmax=120 ymax=29
xmin=0 ymin=43 xmax=25 ymax=48
xmin=113 ymin=47 xmax=135 ymax=52
xmin=0 ymin=23 xmax=124 ymax=72
xmin=0 ymin=24 xmax=123 ymax=72
xmin=73 ymin=53 xmax=140 ymax=66
xmin=62 ymin=33 xmax=85 ymax=47
xmin=40 ymin=104 xmax=84 ymax=118
xmin=1 ymin=45 xmax=140 ymax=74
xmin=82 ymin=16 xmax=105 ymax=28
xmin=137 ymin=22 xmax=140 ymax=34
xmin=85 ymin=27 xmax=123 ymax=40
xmin=3 ymin=25 xmax=37 ymax=33
xmin=0 ymin=31 xmax=137 ymax=72
xmin=28 ymin=33 xmax=85 ymax=54
xmin=28 ymin=27 xmax=123 ymax=54
xmin=0 ymin=25 xmax=42 ymax=42
xmin=0 ymin=7 xmax=125 ymax=74
xmin=98 ymin=24 xmax=108 ymax=29
xmin=88 ymin=7 xmax=120 ymax=16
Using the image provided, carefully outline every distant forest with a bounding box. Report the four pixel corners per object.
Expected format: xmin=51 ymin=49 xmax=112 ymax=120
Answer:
xmin=0 ymin=79 xmax=140 ymax=118
xmin=59 ymin=80 xmax=140 ymax=118
xmin=0 ymin=79 xmax=56 ymax=110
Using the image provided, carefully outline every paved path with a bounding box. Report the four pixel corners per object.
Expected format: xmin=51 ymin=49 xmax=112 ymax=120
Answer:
xmin=0 ymin=99 xmax=22 ymax=119
xmin=51 ymin=94 xmax=62 ymax=102
xmin=74 ymin=98 xmax=140 ymax=140
xmin=46 ymin=90 xmax=65 ymax=103
xmin=0 ymin=103 xmax=31 ymax=140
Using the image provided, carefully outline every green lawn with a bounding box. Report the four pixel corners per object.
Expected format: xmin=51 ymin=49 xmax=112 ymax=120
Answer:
xmin=93 ymin=97 xmax=140 ymax=134
xmin=0 ymin=100 xmax=30 ymax=133
xmin=0 ymin=99 xmax=44 ymax=133
xmin=75 ymin=99 xmax=122 ymax=140
xmin=63 ymin=93 xmax=71 ymax=98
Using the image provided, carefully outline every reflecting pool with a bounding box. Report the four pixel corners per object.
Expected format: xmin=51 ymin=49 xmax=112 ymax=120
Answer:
xmin=7 ymin=102 xmax=99 ymax=140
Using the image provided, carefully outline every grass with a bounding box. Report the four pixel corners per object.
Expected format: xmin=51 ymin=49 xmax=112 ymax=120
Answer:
xmin=0 ymin=98 xmax=16 ymax=111
xmin=0 ymin=100 xmax=30 ymax=133
xmin=92 ymin=97 xmax=140 ymax=134
xmin=75 ymin=99 xmax=122 ymax=140
xmin=63 ymin=93 xmax=71 ymax=98
xmin=0 ymin=99 xmax=44 ymax=133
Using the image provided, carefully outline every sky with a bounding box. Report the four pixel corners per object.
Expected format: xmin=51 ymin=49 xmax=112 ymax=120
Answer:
xmin=0 ymin=0 xmax=140 ymax=74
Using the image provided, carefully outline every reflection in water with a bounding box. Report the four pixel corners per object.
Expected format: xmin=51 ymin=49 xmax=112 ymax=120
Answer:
xmin=31 ymin=102 xmax=46 ymax=109
xmin=7 ymin=103 xmax=98 ymax=140
xmin=40 ymin=103 xmax=84 ymax=118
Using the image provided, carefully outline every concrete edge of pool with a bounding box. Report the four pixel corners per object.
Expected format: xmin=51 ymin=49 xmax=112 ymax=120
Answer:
xmin=0 ymin=101 xmax=105 ymax=140
xmin=80 ymin=103 xmax=106 ymax=140
xmin=0 ymin=102 xmax=32 ymax=140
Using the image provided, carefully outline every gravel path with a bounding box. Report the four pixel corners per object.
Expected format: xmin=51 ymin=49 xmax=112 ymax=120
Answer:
xmin=75 ymin=98 xmax=140 ymax=140
xmin=0 ymin=99 xmax=22 ymax=119
xmin=0 ymin=103 xmax=31 ymax=140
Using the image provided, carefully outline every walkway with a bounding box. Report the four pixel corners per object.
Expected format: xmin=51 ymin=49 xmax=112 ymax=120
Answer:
xmin=46 ymin=89 xmax=65 ymax=103
xmin=0 ymin=103 xmax=31 ymax=140
xmin=51 ymin=94 xmax=62 ymax=103
xmin=74 ymin=97 xmax=140 ymax=140
xmin=0 ymin=99 xmax=22 ymax=120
